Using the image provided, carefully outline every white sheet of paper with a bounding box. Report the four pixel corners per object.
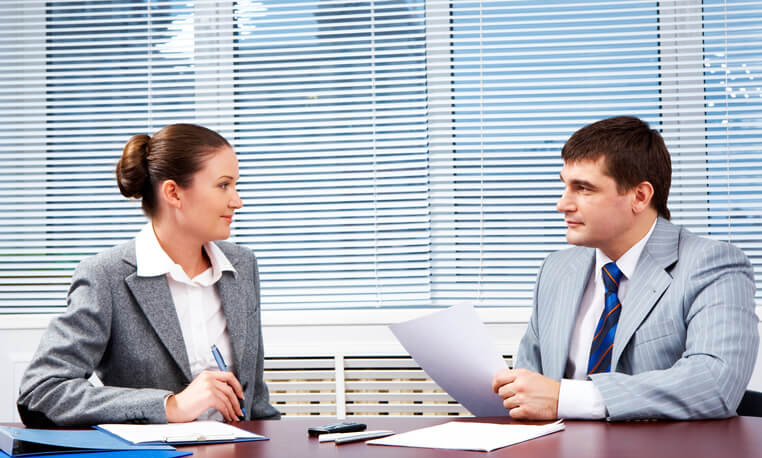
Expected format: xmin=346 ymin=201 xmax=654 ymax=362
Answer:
xmin=366 ymin=420 xmax=564 ymax=452
xmin=389 ymin=303 xmax=509 ymax=416
xmin=98 ymin=421 xmax=262 ymax=444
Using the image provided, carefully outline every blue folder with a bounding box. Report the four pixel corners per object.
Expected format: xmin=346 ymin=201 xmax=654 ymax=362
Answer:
xmin=0 ymin=451 xmax=190 ymax=458
xmin=0 ymin=426 xmax=176 ymax=457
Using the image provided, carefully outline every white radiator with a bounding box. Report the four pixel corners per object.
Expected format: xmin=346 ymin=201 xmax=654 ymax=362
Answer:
xmin=265 ymin=355 xmax=513 ymax=417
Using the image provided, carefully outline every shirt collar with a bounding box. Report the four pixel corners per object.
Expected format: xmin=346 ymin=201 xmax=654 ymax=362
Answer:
xmin=135 ymin=222 xmax=236 ymax=284
xmin=595 ymin=218 xmax=658 ymax=281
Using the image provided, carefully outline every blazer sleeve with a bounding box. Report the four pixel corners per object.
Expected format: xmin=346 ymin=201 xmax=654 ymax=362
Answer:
xmin=16 ymin=256 xmax=171 ymax=426
xmin=590 ymin=242 xmax=759 ymax=421
xmin=246 ymin=254 xmax=280 ymax=419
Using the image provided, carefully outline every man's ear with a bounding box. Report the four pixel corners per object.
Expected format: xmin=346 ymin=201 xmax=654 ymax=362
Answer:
xmin=160 ymin=180 xmax=182 ymax=209
xmin=631 ymin=181 xmax=654 ymax=214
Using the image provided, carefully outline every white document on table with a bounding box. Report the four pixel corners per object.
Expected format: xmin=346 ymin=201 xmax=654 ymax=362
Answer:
xmin=366 ymin=420 xmax=564 ymax=452
xmin=97 ymin=421 xmax=265 ymax=445
xmin=389 ymin=303 xmax=509 ymax=416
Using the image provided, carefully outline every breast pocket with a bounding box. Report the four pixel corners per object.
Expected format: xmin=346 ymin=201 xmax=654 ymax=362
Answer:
xmin=633 ymin=319 xmax=676 ymax=345
xmin=629 ymin=318 xmax=684 ymax=370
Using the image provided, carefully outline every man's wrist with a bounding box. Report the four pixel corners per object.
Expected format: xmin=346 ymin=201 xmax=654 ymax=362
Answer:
xmin=558 ymin=379 xmax=607 ymax=419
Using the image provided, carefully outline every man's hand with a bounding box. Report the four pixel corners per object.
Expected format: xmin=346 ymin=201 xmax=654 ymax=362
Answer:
xmin=492 ymin=368 xmax=560 ymax=420
xmin=166 ymin=370 xmax=245 ymax=423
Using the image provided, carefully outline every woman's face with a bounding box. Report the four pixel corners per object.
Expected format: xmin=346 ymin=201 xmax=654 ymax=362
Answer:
xmin=175 ymin=145 xmax=242 ymax=243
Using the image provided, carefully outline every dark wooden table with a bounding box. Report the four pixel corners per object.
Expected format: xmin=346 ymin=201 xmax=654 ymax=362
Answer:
xmin=176 ymin=415 xmax=762 ymax=458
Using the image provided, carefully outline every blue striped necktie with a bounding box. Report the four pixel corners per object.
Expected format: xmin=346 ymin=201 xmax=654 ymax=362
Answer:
xmin=587 ymin=262 xmax=623 ymax=374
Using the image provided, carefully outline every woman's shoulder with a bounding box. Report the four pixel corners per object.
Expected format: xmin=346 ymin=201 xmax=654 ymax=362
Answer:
xmin=76 ymin=239 xmax=137 ymax=274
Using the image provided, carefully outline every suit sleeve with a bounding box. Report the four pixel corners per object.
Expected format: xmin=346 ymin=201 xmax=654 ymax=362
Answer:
xmin=590 ymin=242 xmax=759 ymax=420
xmin=513 ymin=257 xmax=548 ymax=373
xmin=16 ymin=257 xmax=171 ymax=426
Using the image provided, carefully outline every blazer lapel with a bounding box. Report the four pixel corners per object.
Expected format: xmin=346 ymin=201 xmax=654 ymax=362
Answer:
xmin=611 ymin=218 xmax=679 ymax=368
xmin=216 ymin=247 xmax=249 ymax=376
xmin=548 ymin=248 xmax=595 ymax=379
xmin=124 ymin=271 xmax=193 ymax=382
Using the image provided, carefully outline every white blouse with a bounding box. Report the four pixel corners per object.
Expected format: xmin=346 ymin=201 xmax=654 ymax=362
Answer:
xmin=135 ymin=223 xmax=237 ymax=420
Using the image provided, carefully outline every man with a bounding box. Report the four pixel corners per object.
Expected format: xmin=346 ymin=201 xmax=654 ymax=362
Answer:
xmin=492 ymin=116 xmax=759 ymax=421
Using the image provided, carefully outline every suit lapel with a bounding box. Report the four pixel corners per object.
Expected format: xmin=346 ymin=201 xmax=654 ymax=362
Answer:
xmin=549 ymin=248 xmax=595 ymax=379
xmin=216 ymin=246 xmax=249 ymax=376
xmin=124 ymin=271 xmax=193 ymax=382
xmin=612 ymin=218 xmax=679 ymax=368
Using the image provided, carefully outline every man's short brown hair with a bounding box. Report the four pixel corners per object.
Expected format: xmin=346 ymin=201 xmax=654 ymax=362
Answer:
xmin=561 ymin=116 xmax=671 ymax=220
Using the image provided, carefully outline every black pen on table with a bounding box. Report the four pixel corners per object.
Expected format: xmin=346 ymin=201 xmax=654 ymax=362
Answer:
xmin=211 ymin=344 xmax=247 ymax=419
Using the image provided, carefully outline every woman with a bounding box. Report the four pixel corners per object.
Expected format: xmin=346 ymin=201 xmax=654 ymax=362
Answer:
xmin=17 ymin=124 xmax=279 ymax=426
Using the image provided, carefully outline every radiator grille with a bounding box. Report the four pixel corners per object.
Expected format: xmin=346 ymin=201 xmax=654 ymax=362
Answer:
xmin=265 ymin=357 xmax=337 ymax=416
xmin=264 ymin=355 xmax=513 ymax=417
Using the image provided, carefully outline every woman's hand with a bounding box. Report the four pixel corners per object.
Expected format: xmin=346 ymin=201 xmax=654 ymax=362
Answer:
xmin=165 ymin=370 xmax=245 ymax=422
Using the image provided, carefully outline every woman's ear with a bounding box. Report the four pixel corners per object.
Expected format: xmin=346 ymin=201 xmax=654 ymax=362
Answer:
xmin=160 ymin=179 xmax=182 ymax=209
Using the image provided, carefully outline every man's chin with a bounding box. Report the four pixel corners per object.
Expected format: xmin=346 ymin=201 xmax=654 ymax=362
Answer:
xmin=565 ymin=231 xmax=587 ymax=247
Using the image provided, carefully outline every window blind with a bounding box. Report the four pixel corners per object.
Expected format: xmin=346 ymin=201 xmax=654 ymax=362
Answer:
xmin=1 ymin=0 xmax=761 ymax=313
xmin=437 ymin=1 xmax=663 ymax=306
xmin=435 ymin=0 xmax=762 ymax=306
xmin=232 ymin=0 xmax=431 ymax=309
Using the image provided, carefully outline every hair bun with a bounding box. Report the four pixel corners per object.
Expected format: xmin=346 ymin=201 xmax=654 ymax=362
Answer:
xmin=116 ymin=133 xmax=151 ymax=198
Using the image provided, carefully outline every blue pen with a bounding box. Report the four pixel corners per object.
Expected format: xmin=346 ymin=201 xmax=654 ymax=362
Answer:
xmin=211 ymin=344 xmax=247 ymax=419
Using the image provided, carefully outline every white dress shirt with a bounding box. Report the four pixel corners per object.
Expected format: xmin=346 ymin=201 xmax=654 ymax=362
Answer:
xmin=557 ymin=219 xmax=657 ymax=419
xmin=135 ymin=223 xmax=237 ymax=421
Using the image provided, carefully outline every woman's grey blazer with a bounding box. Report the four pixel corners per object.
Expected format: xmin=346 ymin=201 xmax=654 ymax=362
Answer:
xmin=17 ymin=239 xmax=280 ymax=426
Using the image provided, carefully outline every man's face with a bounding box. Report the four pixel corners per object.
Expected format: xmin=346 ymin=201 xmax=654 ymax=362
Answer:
xmin=557 ymin=157 xmax=636 ymax=258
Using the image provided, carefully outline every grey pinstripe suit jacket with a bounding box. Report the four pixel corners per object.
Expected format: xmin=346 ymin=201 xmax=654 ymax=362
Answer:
xmin=515 ymin=217 xmax=759 ymax=420
xmin=16 ymin=239 xmax=280 ymax=426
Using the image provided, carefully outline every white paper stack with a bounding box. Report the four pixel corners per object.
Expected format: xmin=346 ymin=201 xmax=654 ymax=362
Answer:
xmin=97 ymin=421 xmax=265 ymax=445
xmin=366 ymin=420 xmax=564 ymax=452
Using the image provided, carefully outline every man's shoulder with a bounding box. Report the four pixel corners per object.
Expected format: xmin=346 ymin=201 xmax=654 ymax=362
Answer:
xmin=642 ymin=220 xmax=751 ymax=280
xmin=672 ymin=223 xmax=748 ymax=262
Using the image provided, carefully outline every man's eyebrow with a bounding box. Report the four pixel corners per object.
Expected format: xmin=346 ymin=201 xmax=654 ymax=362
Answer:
xmin=570 ymin=178 xmax=597 ymax=189
xmin=560 ymin=174 xmax=597 ymax=189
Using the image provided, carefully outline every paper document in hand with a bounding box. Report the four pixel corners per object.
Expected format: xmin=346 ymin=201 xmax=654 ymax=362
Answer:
xmin=389 ymin=303 xmax=508 ymax=416
xmin=97 ymin=421 xmax=266 ymax=445
xmin=367 ymin=420 xmax=564 ymax=452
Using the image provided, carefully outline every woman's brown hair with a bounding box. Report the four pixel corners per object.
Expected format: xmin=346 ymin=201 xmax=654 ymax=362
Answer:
xmin=115 ymin=123 xmax=231 ymax=216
